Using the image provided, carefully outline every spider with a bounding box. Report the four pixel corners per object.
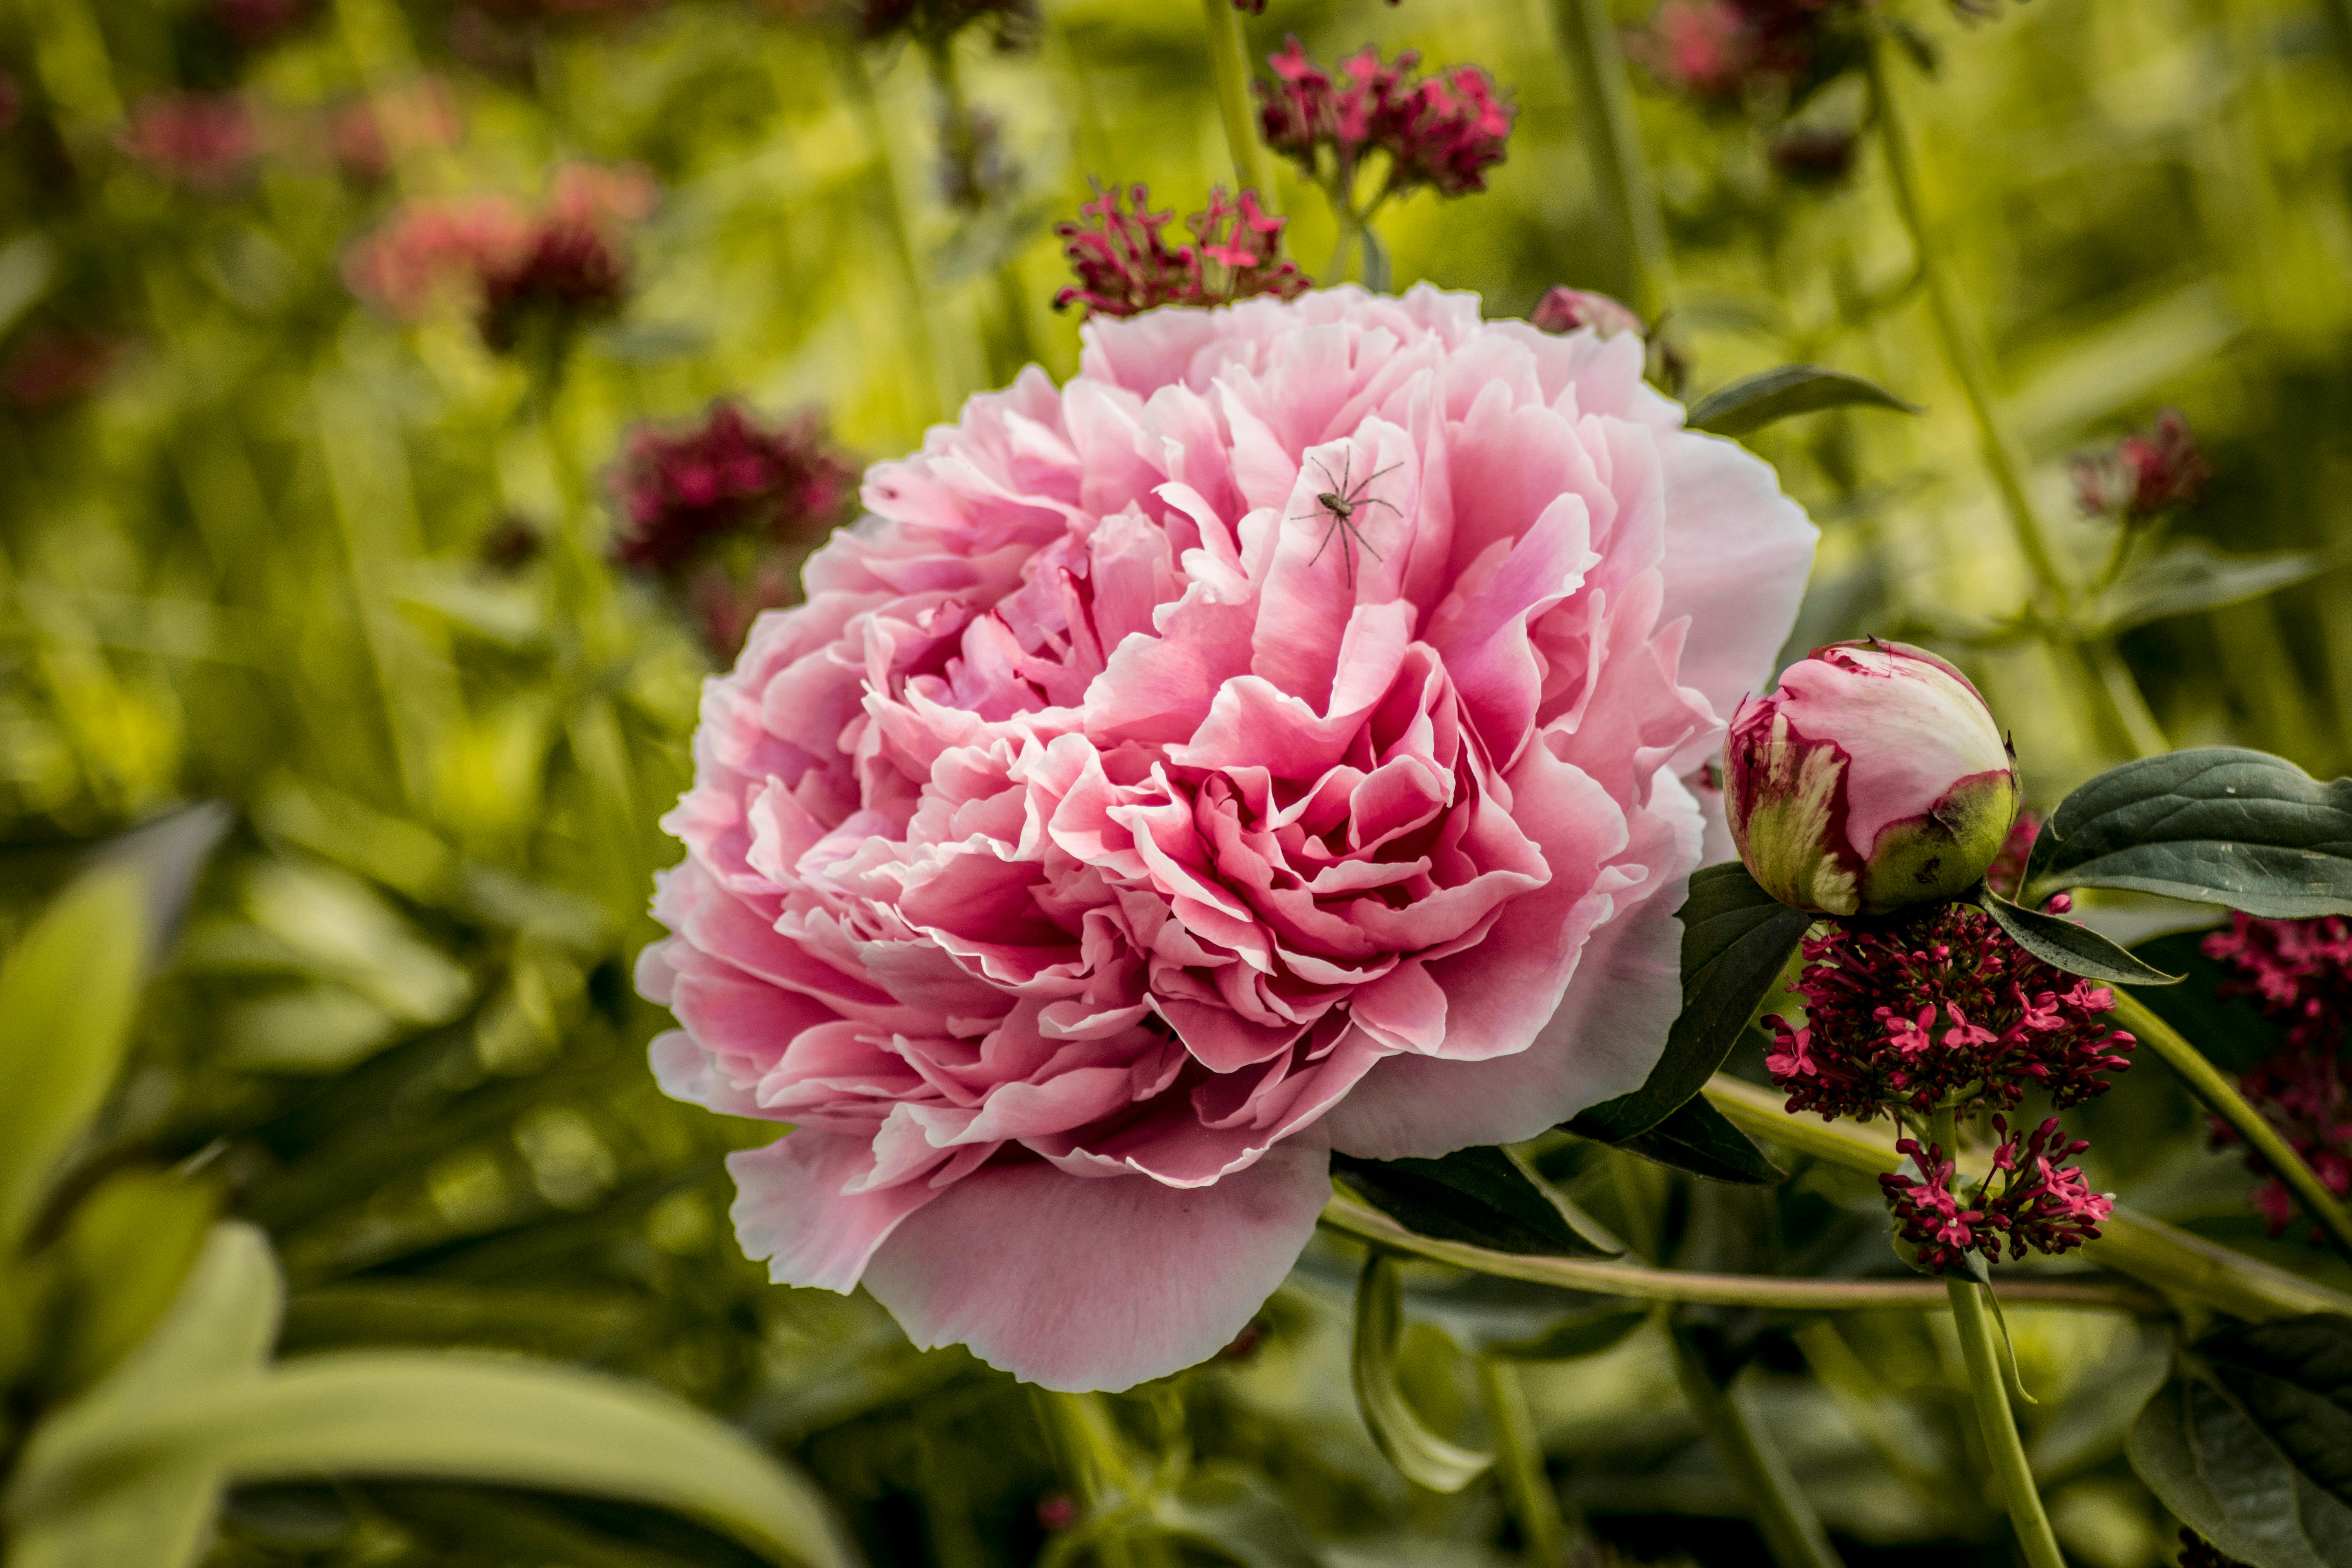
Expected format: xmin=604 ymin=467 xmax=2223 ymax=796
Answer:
xmin=1293 ymin=450 xmax=1401 ymax=589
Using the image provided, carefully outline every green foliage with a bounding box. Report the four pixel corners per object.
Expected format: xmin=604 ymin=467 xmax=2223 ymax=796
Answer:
xmin=1683 ymin=365 xmax=1922 ymax=437
xmin=1332 ymin=1148 xmax=1619 ymax=1259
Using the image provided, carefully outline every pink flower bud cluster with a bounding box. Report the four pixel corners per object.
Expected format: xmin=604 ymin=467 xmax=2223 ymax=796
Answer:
xmin=1053 ymin=185 xmax=1308 ymax=319
xmin=1766 ymin=902 xmax=2135 ymax=1123
xmin=1256 ymin=39 xmax=1516 ymax=202
xmin=2203 ymin=911 xmax=2352 ymax=1235
xmin=1881 ymin=1115 xmax=2114 ymax=1270
xmin=2072 ymin=408 xmax=2210 ymax=525
xmin=610 ymin=401 xmax=857 ymax=576
xmin=344 ymin=163 xmax=656 ymax=352
xmin=118 ymin=94 xmax=260 ymax=192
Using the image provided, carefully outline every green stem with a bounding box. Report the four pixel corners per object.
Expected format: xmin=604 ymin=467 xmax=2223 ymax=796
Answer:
xmin=1477 ymin=1357 xmax=1568 ymax=1568
xmin=1545 ymin=0 xmax=1674 ymax=317
xmin=2112 ymin=990 xmax=2352 ymax=1260
xmin=1669 ymin=1327 xmax=1845 ymax=1568
xmin=1321 ymin=1196 xmax=2155 ymax=1314
xmin=1940 ymin=1226 xmax=2065 ymax=1567
xmin=1705 ymin=1074 xmax=2352 ymax=1323
xmin=1032 ymin=1389 xmax=1146 ymax=1568
xmin=2085 ymin=637 xmax=2169 ymax=758
xmin=1200 ymin=0 xmax=1283 ymax=207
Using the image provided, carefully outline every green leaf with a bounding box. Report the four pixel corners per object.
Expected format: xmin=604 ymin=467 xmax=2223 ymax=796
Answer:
xmin=2129 ymin=1314 xmax=2352 ymax=1568
xmin=1684 ymin=365 xmax=1922 ymax=437
xmin=1606 ymin=1096 xmax=1785 ymax=1187
xmin=2090 ymin=542 xmax=2330 ymax=635
xmin=1143 ymin=1468 xmax=1322 ymax=1568
xmin=0 ymin=803 xmax=231 ymax=1257
xmin=2023 ymin=748 xmax=2352 ymax=918
xmin=1572 ymin=863 xmax=1811 ymax=1143
xmin=45 ymin=1169 xmax=219 ymax=1398
xmin=1484 ymin=1308 xmax=1649 ymax=1363
xmin=1331 ymin=1147 xmax=1617 ymax=1259
xmin=1350 ymin=1253 xmax=1492 ymax=1494
xmin=1976 ymin=886 xmax=2184 ymax=985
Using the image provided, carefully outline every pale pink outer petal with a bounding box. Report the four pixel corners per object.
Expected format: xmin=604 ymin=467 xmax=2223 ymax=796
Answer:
xmin=1323 ymin=773 xmax=1701 ymax=1158
xmin=1652 ymin=429 xmax=1818 ymax=754
xmin=727 ymin=1130 xmax=953 ymax=1293
xmin=860 ymin=1131 xmax=1332 ymax=1392
xmin=1776 ymin=648 xmax=2011 ymax=859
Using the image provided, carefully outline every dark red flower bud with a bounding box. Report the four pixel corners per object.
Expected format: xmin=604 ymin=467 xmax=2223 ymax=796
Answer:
xmin=1255 ymin=38 xmax=1515 ymax=203
xmin=2073 ymin=408 xmax=2210 ymax=524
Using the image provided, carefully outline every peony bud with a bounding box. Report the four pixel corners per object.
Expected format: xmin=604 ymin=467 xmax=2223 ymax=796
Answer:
xmin=1726 ymin=640 xmax=2019 ymax=917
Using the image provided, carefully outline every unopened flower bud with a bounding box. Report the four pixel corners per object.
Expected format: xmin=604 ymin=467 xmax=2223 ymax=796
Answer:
xmin=1727 ymin=639 xmax=2019 ymax=917
xmin=1530 ymin=286 xmax=1646 ymax=340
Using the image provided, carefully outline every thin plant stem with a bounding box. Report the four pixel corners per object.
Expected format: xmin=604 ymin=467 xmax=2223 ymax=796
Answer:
xmin=1866 ymin=35 xmax=2167 ymax=760
xmin=924 ymin=38 xmax=1037 ymax=383
xmin=2111 ymin=990 xmax=2352 ymax=1260
xmin=1545 ymin=0 xmax=1674 ymax=316
xmin=1320 ymin=1196 xmax=2157 ymax=1314
xmin=1932 ymin=1118 xmax=2065 ymax=1568
xmin=1477 ymin=1357 xmax=1568 ymax=1567
xmin=834 ymin=39 xmax=959 ymax=423
xmin=1704 ymin=1074 xmax=2352 ymax=1322
xmin=1200 ymin=0 xmax=1283 ymax=207
xmin=1669 ymin=1327 xmax=1846 ymax=1568
xmin=1032 ymin=1389 xmax=1142 ymax=1568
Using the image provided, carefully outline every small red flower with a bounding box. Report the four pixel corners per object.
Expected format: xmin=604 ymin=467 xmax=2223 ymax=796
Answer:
xmin=1053 ymin=184 xmax=1308 ymax=319
xmin=2204 ymin=911 xmax=2352 ymax=1236
xmin=1256 ymin=38 xmax=1516 ymax=202
xmin=2073 ymin=408 xmax=2210 ymax=524
xmin=610 ymin=401 xmax=857 ymax=577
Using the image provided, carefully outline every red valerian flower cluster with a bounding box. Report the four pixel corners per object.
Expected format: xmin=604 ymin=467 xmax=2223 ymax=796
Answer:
xmin=1626 ymin=0 xmax=1854 ymax=103
xmin=2203 ymin=911 xmax=2352 ymax=1234
xmin=610 ymin=401 xmax=857 ymax=575
xmin=119 ymin=94 xmax=261 ymax=191
xmin=1881 ymin=1116 xmax=2114 ymax=1270
xmin=1765 ymin=902 xmax=2136 ymax=1123
xmin=1257 ymin=39 xmax=1516 ymax=201
xmin=2073 ymin=408 xmax=2211 ymax=525
xmin=1053 ymin=185 xmax=1308 ymax=319
xmin=1765 ymin=900 xmax=2131 ymax=1274
xmin=344 ymin=163 xmax=657 ymax=353
xmin=608 ymin=400 xmax=857 ymax=659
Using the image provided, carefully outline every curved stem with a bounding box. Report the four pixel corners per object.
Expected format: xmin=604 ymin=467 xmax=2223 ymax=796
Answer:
xmin=2112 ymin=990 xmax=2352 ymax=1260
xmin=1546 ymin=0 xmax=1673 ymax=316
xmin=1477 ymin=1357 xmax=1569 ymax=1567
xmin=1031 ymin=1390 xmax=1157 ymax=1568
xmin=1200 ymin=0 xmax=1283 ymax=208
xmin=1944 ymin=1272 xmax=2065 ymax=1568
xmin=1320 ymin=1196 xmax=2156 ymax=1314
xmin=1706 ymin=1074 xmax=2352 ymax=1322
xmin=1670 ymin=1327 xmax=1846 ymax=1568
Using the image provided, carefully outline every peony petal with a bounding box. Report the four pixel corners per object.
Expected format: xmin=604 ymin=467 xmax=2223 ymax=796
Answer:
xmin=727 ymin=1130 xmax=952 ymax=1293
xmin=861 ymin=1133 xmax=1331 ymax=1390
xmin=1653 ymin=429 xmax=1818 ymax=733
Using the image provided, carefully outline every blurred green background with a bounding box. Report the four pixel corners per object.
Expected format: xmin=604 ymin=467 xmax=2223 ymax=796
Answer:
xmin=2 ymin=0 xmax=2349 ymax=1563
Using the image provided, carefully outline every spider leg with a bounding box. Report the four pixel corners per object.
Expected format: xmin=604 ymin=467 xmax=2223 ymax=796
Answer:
xmin=1348 ymin=461 xmax=1404 ymax=501
xmin=1354 ymin=496 xmax=1403 ymax=517
xmin=1345 ymin=517 xmax=1385 ymax=563
xmin=1308 ymin=513 xmax=1343 ymax=568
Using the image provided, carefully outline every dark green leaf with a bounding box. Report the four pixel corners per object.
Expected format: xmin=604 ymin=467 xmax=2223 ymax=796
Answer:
xmin=2129 ymin=1315 xmax=2352 ymax=1568
xmin=2090 ymin=542 xmax=2329 ymax=635
xmin=2022 ymin=748 xmax=2352 ymax=918
xmin=1685 ymin=365 xmax=1922 ymax=437
xmin=1606 ymin=1096 xmax=1785 ymax=1187
xmin=1572 ymin=862 xmax=1811 ymax=1142
xmin=1977 ymin=886 xmax=2184 ymax=986
xmin=1350 ymin=1254 xmax=1491 ymax=1493
xmin=1331 ymin=1147 xmax=1617 ymax=1259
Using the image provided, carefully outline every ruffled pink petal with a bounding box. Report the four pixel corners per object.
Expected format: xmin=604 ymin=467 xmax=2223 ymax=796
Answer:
xmin=860 ymin=1132 xmax=1332 ymax=1390
xmin=727 ymin=1129 xmax=955 ymax=1293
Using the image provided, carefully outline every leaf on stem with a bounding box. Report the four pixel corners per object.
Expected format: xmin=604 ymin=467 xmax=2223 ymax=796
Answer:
xmin=1330 ymin=1147 xmax=1618 ymax=1259
xmin=2089 ymin=542 xmax=2328 ymax=636
xmin=1684 ymin=365 xmax=1922 ymax=437
xmin=1975 ymin=885 xmax=2184 ymax=986
xmin=1350 ymin=1253 xmax=1493 ymax=1493
xmin=1571 ymin=862 xmax=1812 ymax=1143
xmin=2129 ymin=1313 xmax=2352 ymax=1566
xmin=1606 ymin=1096 xmax=1785 ymax=1187
xmin=2022 ymin=748 xmax=2352 ymax=918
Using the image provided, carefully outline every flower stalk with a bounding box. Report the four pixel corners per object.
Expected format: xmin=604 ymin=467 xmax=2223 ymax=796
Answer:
xmin=1669 ymin=1326 xmax=1846 ymax=1568
xmin=1476 ymin=1357 xmax=1570 ymax=1568
xmin=1546 ymin=0 xmax=1674 ymax=316
xmin=2110 ymin=989 xmax=2352 ymax=1260
xmin=1937 ymin=1122 xmax=2066 ymax=1568
xmin=1200 ymin=0 xmax=1282 ymax=209
xmin=1864 ymin=34 xmax=2166 ymax=762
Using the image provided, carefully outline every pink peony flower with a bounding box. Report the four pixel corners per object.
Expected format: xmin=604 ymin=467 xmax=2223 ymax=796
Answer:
xmin=638 ymin=285 xmax=1815 ymax=1389
xmin=1727 ymin=639 xmax=2019 ymax=917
